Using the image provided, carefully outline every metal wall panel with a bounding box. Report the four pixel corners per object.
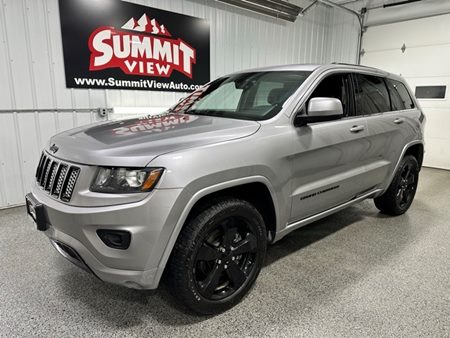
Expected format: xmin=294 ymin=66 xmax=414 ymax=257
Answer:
xmin=326 ymin=5 xmax=361 ymax=63
xmin=0 ymin=111 xmax=102 ymax=208
xmin=361 ymin=14 xmax=450 ymax=169
xmin=0 ymin=0 xmax=359 ymax=208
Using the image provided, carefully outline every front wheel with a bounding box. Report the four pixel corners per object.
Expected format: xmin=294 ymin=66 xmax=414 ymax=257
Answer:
xmin=374 ymin=155 xmax=419 ymax=215
xmin=167 ymin=198 xmax=267 ymax=315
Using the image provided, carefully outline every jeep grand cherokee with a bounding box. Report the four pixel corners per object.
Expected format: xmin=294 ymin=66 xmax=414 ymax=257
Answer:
xmin=26 ymin=64 xmax=425 ymax=314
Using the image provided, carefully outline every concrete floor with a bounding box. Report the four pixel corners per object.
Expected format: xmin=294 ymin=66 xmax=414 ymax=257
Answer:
xmin=1 ymin=167 xmax=450 ymax=337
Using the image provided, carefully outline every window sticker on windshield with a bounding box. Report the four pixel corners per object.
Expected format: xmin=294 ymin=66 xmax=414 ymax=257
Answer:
xmin=172 ymin=85 xmax=211 ymax=113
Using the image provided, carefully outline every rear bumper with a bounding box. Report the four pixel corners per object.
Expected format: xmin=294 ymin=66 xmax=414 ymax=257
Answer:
xmin=30 ymin=184 xmax=184 ymax=289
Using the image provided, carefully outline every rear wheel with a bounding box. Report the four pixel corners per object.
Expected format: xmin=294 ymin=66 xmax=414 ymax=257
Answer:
xmin=374 ymin=155 xmax=419 ymax=215
xmin=168 ymin=198 xmax=267 ymax=315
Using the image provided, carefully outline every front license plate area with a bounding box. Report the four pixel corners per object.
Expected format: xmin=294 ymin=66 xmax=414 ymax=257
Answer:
xmin=25 ymin=193 xmax=49 ymax=231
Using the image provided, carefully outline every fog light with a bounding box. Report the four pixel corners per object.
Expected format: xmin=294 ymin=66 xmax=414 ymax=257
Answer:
xmin=97 ymin=230 xmax=131 ymax=250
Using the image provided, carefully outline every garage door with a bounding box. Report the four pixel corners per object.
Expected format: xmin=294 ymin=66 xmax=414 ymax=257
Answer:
xmin=361 ymin=14 xmax=450 ymax=170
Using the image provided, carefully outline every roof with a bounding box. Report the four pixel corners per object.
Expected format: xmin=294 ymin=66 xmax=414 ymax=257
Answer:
xmin=230 ymin=63 xmax=403 ymax=81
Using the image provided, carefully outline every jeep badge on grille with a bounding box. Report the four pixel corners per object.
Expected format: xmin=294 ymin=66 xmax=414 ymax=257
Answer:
xmin=49 ymin=144 xmax=59 ymax=154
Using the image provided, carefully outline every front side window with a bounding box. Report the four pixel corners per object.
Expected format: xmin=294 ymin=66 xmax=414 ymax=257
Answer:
xmin=354 ymin=74 xmax=390 ymax=115
xmin=308 ymin=73 xmax=352 ymax=117
xmin=171 ymin=71 xmax=312 ymax=121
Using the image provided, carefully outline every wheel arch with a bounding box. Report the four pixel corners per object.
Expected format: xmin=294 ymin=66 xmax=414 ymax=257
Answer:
xmin=404 ymin=143 xmax=424 ymax=169
xmin=154 ymin=176 xmax=278 ymax=286
xmin=379 ymin=140 xmax=424 ymax=196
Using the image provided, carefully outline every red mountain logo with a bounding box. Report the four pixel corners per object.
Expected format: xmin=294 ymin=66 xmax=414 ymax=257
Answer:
xmin=88 ymin=14 xmax=196 ymax=78
xmin=121 ymin=14 xmax=171 ymax=36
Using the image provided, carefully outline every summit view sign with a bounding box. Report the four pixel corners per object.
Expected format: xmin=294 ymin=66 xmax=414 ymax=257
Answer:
xmin=59 ymin=0 xmax=210 ymax=92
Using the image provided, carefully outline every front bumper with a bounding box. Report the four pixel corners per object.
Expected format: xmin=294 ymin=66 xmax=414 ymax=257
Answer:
xmin=29 ymin=183 xmax=184 ymax=289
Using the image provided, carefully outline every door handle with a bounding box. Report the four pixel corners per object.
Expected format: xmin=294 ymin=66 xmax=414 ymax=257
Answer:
xmin=350 ymin=125 xmax=365 ymax=133
xmin=394 ymin=118 xmax=405 ymax=124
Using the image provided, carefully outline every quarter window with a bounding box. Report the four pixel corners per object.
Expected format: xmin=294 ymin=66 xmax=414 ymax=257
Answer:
xmin=387 ymin=79 xmax=415 ymax=110
xmin=354 ymin=74 xmax=390 ymax=115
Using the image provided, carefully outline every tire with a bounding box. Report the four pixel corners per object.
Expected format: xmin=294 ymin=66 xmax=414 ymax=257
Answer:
xmin=374 ymin=155 xmax=419 ymax=215
xmin=167 ymin=198 xmax=267 ymax=315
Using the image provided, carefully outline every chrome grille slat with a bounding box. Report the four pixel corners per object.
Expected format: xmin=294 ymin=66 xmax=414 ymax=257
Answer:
xmin=37 ymin=155 xmax=48 ymax=184
xmin=57 ymin=165 xmax=70 ymax=199
xmin=35 ymin=152 xmax=80 ymax=202
xmin=40 ymin=158 xmax=51 ymax=186
xmin=61 ymin=167 xmax=80 ymax=202
xmin=52 ymin=164 xmax=67 ymax=197
xmin=35 ymin=153 xmax=45 ymax=178
xmin=43 ymin=160 xmax=54 ymax=189
xmin=46 ymin=161 xmax=59 ymax=191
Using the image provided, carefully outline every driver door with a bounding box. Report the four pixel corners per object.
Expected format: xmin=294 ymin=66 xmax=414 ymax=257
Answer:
xmin=289 ymin=72 xmax=373 ymax=222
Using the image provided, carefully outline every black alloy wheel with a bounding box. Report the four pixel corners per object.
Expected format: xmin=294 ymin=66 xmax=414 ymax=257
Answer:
xmin=168 ymin=198 xmax=266 ymax=314
xmin=374 ymin=155 xmax=419 ymax=215
xmin=194 ymin=216 xmax=257 ymax=300
xmin=396 ymin=162 xmax=416 ymax=209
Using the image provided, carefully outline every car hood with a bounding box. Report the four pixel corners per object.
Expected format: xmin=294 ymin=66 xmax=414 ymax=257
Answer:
xmin=47 ymin=113 xmax=260 ymax=167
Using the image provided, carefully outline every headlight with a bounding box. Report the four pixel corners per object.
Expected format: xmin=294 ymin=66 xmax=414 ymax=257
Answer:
xmin=90 ymin=167 xmax=163 ymax=193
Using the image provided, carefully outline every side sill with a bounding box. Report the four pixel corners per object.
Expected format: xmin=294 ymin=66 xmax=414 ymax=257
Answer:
xmin=274 ymin=189 xmax=382 ymax=242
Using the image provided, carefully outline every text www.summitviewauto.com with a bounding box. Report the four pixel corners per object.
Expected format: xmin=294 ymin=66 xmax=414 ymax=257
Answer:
xmin=73 ymin=77 xmax=201 ymax=91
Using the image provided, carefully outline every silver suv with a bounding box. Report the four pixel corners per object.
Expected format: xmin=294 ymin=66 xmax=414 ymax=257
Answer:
xmin=26 ymin=64 xmax=425 ymax=314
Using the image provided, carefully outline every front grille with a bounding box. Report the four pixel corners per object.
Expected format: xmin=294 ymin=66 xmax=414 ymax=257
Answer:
xmin=35 ymin=152 xmax=80 ymax=202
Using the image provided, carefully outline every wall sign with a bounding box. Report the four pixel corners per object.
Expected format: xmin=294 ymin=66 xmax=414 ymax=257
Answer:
xmin=59 ymin=0 xmax=210 ymax=92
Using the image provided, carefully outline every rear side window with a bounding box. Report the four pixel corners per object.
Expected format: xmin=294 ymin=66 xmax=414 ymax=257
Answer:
xmin=354 ymin=74 xmax=390 ymax=115
xmin=387 ymin=79 xmax=415 ymax=110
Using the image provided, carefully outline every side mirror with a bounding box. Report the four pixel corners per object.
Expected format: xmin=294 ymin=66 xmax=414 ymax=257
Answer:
xmin=294 ymin=97 xmax=343 ymax=127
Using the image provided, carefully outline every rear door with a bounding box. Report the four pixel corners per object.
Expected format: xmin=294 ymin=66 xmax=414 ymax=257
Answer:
xmin=358 ymin=74 xmax=415 ymax=188
xmin=289 ymin=72 xmax=373 ymax=222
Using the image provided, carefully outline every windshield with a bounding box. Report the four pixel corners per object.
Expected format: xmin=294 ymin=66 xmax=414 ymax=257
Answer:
xmin=170 ymin=71 xmax=312 ymax=121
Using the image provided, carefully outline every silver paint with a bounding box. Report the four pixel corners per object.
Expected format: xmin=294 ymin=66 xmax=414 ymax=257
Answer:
xmin=28 ymin=64 xmax=425 ymax=289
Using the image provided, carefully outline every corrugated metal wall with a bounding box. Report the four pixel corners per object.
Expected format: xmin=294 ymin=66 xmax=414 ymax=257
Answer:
xmin=0 ymin=0 xmax=360 ymax=208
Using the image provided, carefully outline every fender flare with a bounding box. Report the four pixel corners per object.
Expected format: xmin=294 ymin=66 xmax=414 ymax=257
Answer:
xmin=379 ymin=140 xmax=424 ymax=196
xmin=152 ymin=175 xmax=278 ymax=286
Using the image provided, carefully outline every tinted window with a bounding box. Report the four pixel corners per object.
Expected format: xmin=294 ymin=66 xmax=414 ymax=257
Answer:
xmin=386 ymin=79 xmax=415 ymax=110
xmin=309 ymin=74 xmax=353 ymax=117
xmin=354 ymin=74 xmax=390 ymax=115
xmin=395 ymin=82 xmax=415 ymax=109
xmin=415 ymin=86 xmax=446 ymax=99
xmin=386 ymin=80 xmax=405 ymax=110
xmin=171 ymin=71 xmax=312 ymax=121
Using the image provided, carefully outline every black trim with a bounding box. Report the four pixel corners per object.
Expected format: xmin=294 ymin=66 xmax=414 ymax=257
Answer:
xmin=51 ymin=240 xmax=99 ymax=278
xmin=383 ymin=78 xmax=394 ymax=111
xmin=384 ymin=0 xmax=421 ymax=8
xmin=97 ymin=229 xmax=132 ymax=250
xmin=25 ymin=193 xmax=49 ymax=231
xmin=294 ymin=114 xmax=342 ymax=127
